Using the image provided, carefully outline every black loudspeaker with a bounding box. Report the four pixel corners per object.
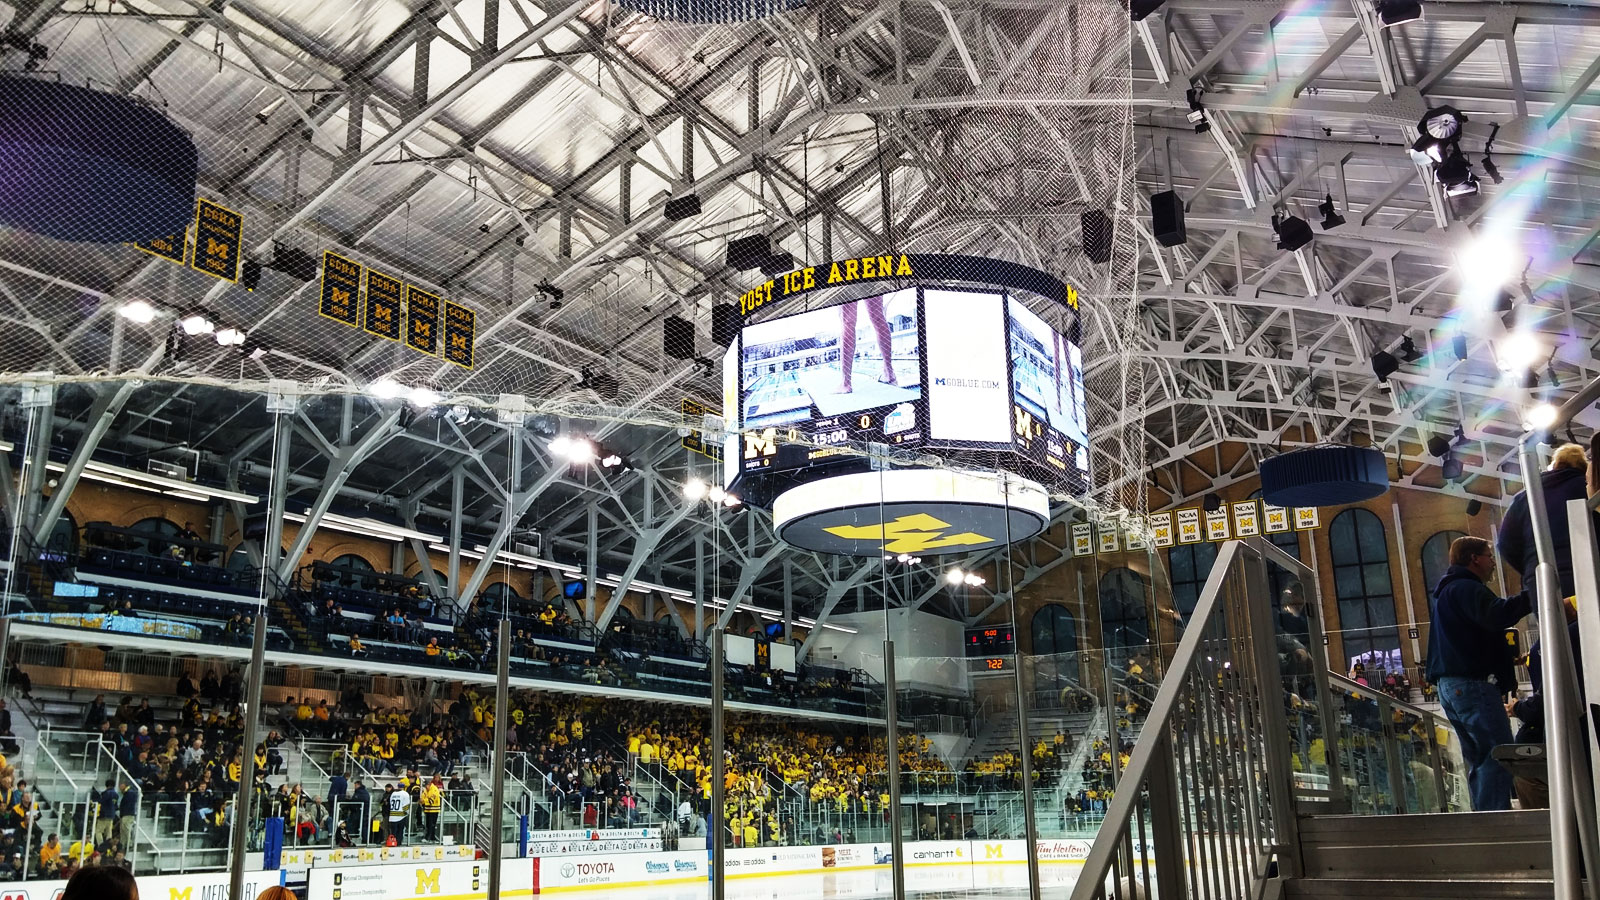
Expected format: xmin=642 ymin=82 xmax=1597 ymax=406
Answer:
xmin=1466 ymin=499 xmax=1483 ymax=517
xmin=663 ymin=316 xmax=696 ymax=360
xmin=1426 ymin=435 xmax=1450 ymax=458
xmin=1150 ymin=190 xmax=1186 ymax=247
xmin=760 ymin=251 xmax=795 ymax=277
xmin=241 ymin=259 xmax=262 ymax=291
xmin=711 ymin=303 xmax=740 ymax=348
xmin=1081 ymin=210 xmax=1112 ymax=264
xmin=1275 ymin=215 xmax=1314 ymax=252
xmin=1202 ymin=493 xmax=1222 ymax=513
xmin=726 ymin=235 xmax=769 ymax=271
xmin=663 ymin=193 xmax=702 ymax=221
xmin=273 ymin=245 xmax=318 ymax=282
xmin=1371 ymin=350 xmax=1400 ymax=382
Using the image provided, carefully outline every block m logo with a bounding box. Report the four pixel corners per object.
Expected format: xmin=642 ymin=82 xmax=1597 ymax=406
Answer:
xmin=415 ymin=868 xmax=441 ymax=894
xmin=743 ymin=428 xmax=777 ymax=460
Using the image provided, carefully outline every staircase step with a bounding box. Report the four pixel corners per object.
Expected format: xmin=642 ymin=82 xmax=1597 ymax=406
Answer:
xmin=1285 ymin=878 xmax=1557 ymax=899
xmin=1298 ymin=811 xmax=1551 ymax=881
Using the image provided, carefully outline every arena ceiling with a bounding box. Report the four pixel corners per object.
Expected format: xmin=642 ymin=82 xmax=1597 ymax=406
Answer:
xmin=2 ymin=0 xmax=1598 ymax=631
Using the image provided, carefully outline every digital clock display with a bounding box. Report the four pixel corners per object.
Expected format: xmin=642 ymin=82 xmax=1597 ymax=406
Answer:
xmin=964 ymin=625 xmax=1016 ymax=657
xmin=967 ymin=656 xmax=1012 ymax=674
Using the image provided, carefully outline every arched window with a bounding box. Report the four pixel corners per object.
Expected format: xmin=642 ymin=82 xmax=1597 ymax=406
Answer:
xmin=1099 ymin=567 xmax=1148 ymax=660
xmin=1421 ymin=530 xmax=1466 ymax=601
xmin=1329 ymin=509 xmax=1401 ymax=673
xmin=1167 ymin=542 xmax=1217 ymax=616
xmin=1032 ymin=604 xmax=1078 ymax=657
xmin=128 ymin=517 xmax=183 ymax=556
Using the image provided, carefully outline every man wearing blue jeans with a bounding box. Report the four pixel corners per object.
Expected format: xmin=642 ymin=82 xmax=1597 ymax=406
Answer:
xmin=1426 ymin=536 xmax=1531 ymax=811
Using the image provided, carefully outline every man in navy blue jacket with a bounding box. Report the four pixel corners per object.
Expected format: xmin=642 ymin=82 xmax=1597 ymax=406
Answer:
xmin=1426 ymin=536 xmax=1531 ymax=811
xmin=1497 ymin=443 xmax=1593 ymax=597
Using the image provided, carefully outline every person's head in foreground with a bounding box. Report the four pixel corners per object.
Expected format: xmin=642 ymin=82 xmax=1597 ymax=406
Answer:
xmin=61 ymin=866 xmax=138 ymax=900
xmin=256 ymin=887 xmax=299 ymax=900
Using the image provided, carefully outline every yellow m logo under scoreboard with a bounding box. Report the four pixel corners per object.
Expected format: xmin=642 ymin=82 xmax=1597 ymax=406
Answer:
xmin=823 ymin=513 xmax=993 ymax=554
xmin=415 ymin=867 xmax=441 ymax=894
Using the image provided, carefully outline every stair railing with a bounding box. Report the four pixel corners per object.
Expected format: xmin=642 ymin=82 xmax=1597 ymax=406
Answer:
xmin=1069 ymin=536 xmax=1335 ymax=900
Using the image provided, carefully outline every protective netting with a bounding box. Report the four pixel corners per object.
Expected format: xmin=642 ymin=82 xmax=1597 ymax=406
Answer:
xmin=0 ymin=0 xmax=1141 ymax=508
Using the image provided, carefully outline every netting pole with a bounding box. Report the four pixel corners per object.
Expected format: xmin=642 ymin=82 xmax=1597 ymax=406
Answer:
xmin=884 ymin=639 xmax=906 ymax=900
xmin=711 ymin=625 xmax=726 ymax=900
xmin=489 ymin=616 xmax=511 ymax=899
xmin=1005 ymin=478 xmax=1041 ymax=900
xmin=228 ymin=612 xmax=267 ymax=899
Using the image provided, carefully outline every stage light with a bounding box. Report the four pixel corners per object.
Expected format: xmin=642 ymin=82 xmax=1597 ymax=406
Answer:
xmin=1524 ymin=401 xmax=1558 ymax=431
xmin=1426 ymin=435 xmax=1450 ymax=458
xmin=708 ymin=487 xmax=727 ymax=503
xmin=118 ymin=300 xmax=157 ymax=324
xmin=1408 ymin=135 xmax=1444 ymax=166
xmin=683 ymin=477 xmax=708 ymax=500
xmin=1273 ymin=213 xmax=1314 ymax=252
xmin=214 ymin=327 xmax=246 ymax=347
xmin=600 ymin=453 xmax=623 ymax=468
xmin=722 ymin=493 xmax=741 ymax=508
xmin=964 ymin=573 xmax=986 ymax=587
xmin=1458 ymin=236 xmax=1521 ymax=291
xmin=407 ymin=387 xmax=441 ymax=408
xmin=1436 ymin=148 xmax=1479 ymax=197
xmin=367 ymin=379 xmax=406 ymax=400
xmin=1399 ymin=336 xmax=1422 ymax=362
xmin=1420 ymin=106 xmax=1464 ymax=142
xmin=1441 ymin=456 xmax=1464 ymax=481
xmin=1371 ymin=349 xmax=1400 ymax=382
xmin=1318 ymin=194 xmax=1345 ymax=231
xmin=1184 ymin=88 xmax=1209 ymax=133
xmin=946 ymin=568 xmax=965 ymax=585
xmin=179 ymin=312 xmax=214 ymax=335
xmin=1547 ymin=362 xmax=1560 ymax=388
xmin=1376 ymin=0 xmax=1422 ymax=26
xmin=1496 ymin=332 xmax=1543 ymax=373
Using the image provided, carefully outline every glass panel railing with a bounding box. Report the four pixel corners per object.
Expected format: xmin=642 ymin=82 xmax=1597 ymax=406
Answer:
xmin=1326 ymin=672 xmax=1466 ymax=814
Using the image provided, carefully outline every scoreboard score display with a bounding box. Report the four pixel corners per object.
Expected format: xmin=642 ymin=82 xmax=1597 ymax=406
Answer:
xmin=964 ymin=626 xmax=1016 ymax=656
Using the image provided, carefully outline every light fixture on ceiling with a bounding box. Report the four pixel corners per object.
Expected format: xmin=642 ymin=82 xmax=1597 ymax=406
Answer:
xmin=1436 ymin=147 xmax=1480 ymax=197
xmin=1371 ymin=349 xmax=1400 ymax=383
xmin=406 ymin=386 xmax=441 ymax=408
xmin=1408 ymin=106 xmax=1465 ymax=165
xmin=215 ymin=327 xmax=246 ymax=347
xmin=1399 ymin=336 xmax=1423 ymax=362
xmin=1452 ymin=334 xmax=1468 ymax=360
xmin=368 ymin=378 xmax=407 ymax=400
xmin=548 ymin=435 xmax=596 ymax=464
xmin=683 ymin=477 xmax=708 ymax=500
xmin=1496 ymin=331 xmax=1544 ymax=374
xmin=1272 ymin=212 xmax=1314 ymax=252
xmin=1318 ymin=194 xmax=1345 ymax=231
xmin=48 ymin=459 xmax=259 ymax=503
xmin=1184 ymin=88 xmax=1209 ymax=134
xmin=178 ymin=311 xmax=215 ymax=335
xmin=946 ymin=568 xmax=965 ymax=585
xmin=1375 ymin=0 xmax=1422 ymax=27
xmin=1426 ymin=434 xmax=1451 ymax=458
xmin=117 ymin=300 xmax=158 ymax=324
xmin=285 ymin=511 xmax=442 ymax=544
xmin=1523 ymin=401 xmax=1559 ymax=432
xmin=1441 ymin=455 xmax=1464 ymax=481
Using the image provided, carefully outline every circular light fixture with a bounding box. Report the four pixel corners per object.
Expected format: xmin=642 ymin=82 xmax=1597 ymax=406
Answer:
xmin=708 ymin=487 xmax=727 ymax=503
xmin=565 ymin=438 xmax=596 ymax=464
xmin=1524 ymin=402 xmax=1559 ymax=432
xmin=214 ymin=327 xmax=246 ymax=347
xmin=368 ymin=378 xmax=406 ymax=400
xmin=117 ymin=300 xmax=157 ymax=324
xmin=548 ymin=435 xmax=572 ymax=457
xmin=178 ymin=312 xmax=214 ymax=335
xmin=407 ymin=387 xmax=441 ymax=408
xmin=683 ymin=477 xmax=708 ymax=500
xmin=1420 ymin=105 xmax=1465 ymax=141
xmin=946 ymin=568 xmax=965 ymax=585
xmin=1496 ymin=332 xmax=1544 ymax=373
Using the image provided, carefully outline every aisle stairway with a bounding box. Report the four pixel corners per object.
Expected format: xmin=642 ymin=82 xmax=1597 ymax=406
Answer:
xmin=1285 ymin=810 xmax=1559 ymax=899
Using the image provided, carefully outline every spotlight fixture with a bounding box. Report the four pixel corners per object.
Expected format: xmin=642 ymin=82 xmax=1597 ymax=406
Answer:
xmin=1441 ymin=456 xmax=1464 ymax=481
xmin=1453 ymin=422 xmax=1466 ymax=445
xmin=548 ymin=435 xmax=596 ymax=464
xmin=1452 ymin=334 xmax=1468 ymax=361
xmin=964 ymin=573 xmax=985 ymax=587
xmin=1426 ymin=434 xmax=1451 ymax=459
xmin=1436 ymin=147 xmax=1479 ymax=197
xmin=536 ymin=280 xmax=564 ymax=307
xmin=1371 ymin=349 xmax=1400 ymax=382
xmin=1399 ymin=336 xmax=1423 ymax=362
xmin=270 ymin=243 xmax=318 ymax=282
xmin=1272 ymin=212 xmax=1314 ymax=252
xmin=946 ymin=568 xmax=965 ymax=585
xmin=241 ymin=259 xmax=262 ymax=291
xmin=1318 ymin=194 xmax=1345 ymax=230
xmin=1524 ymin=401 xmax=1559 ymax=432
xmin=1482 ymin=124 xmax=1503 ymax=184
xmin=1375 ymin=0 xmax=1422 ymax=27
xmin=1420 ymin=105 xmax=1465 ymax=142
xmin=214 ymin=327 xmax=246 ymax=347
xmin=368 ymin=378 xmax=406 ymax=400
xmin=1496 ymin=332 xmax=1543 ymax=373
xmin=117 ymin=299 xmax=158 ymax=324
xmin=683 ymin=477 xmax=708 ymax=500
xmin=1547 ymin=361 xmax=1560 ymax=388
xmin=708 ymin=487 xmax=727 ymax=503
xmin=1184 ymin=88 xmax=1209 ymax=134
xmin=178 ymin=311 xmax=215 ymax=336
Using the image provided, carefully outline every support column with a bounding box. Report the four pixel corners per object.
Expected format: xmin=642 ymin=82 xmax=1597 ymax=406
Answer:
xmin=710 ymin=627 xmax=726 ymax=900
xmin=261 ymin=421 xmax=293 ymax=580
xmin=694 ymin=536 xmax=705 ymax=640
xmin=17 ymin=383 xmax=53 ymax=535
xmin=585 ymin=505 xmax=598 ymax=622
xmin=1389 ymin=501 xmax=1422 ymax=674
xmin=488 ymin=618 xmax=511 ymax=900
xmin=1011 ymin=641 xmax=1041 ymax=900
xmin=448 ymin=470 xmax=464 ymax=598
xmin=884 ymin=640 xmax=906 ymax=900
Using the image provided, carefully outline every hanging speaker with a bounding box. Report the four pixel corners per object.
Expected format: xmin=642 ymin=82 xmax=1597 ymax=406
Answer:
xmin=663 ymin=316 xmax=696 ymax=360
xmin=1466 ymin=499 xmax=1483 ymax=517
xmin=1150 ymin=190 xmax=1186 ymax=247
xmin=726 ymin=235 xmax=770 ymax=271
xmin=711 ymin=303 xmax=740 ymax=347
xmin=1081 ymin=210 xmax=1112 ymax=264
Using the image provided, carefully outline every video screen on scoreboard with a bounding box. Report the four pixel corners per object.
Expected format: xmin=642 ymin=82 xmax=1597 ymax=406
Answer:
xmin=1007 ymin=298 xmax=1091 ymax=481
xmin=739 ymin=290 xmax=922 ymax=472
xmin=923 ymin=289 xmax=1013 ymax=446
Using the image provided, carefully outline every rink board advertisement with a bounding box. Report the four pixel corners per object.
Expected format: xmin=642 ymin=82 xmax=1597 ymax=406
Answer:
xmin=307 ymin=858 xmax=534 ymax=900
xmin=4 ymin=868 xmax=279 ymax=900
xmin=525 ymin=826 xmax=664 ymax=855
xmin=281 ymin=841 xmax=476 ymax=873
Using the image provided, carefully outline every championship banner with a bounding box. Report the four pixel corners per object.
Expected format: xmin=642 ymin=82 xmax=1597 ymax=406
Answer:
xmin=405 ymin=285 xmax=441 ymax=354
xmin=1231 ymin=500 xmax=1260 ymax=537
xmin=1175 ymin=508 xmax=1202 ymax=544
xmin=1263 ymin=504 xmax=1291 ymax=533
xmin=364 ymin=269 xmax=403 ymax=340
xmin=319 ymin=251 xmax=362 ymax=326
xmin=1071 ymin=523 xmax=1093 ymax=556
xmin=1148 ymin=511 xmax=1174 ymax=548
xmin=132 ymin=227 xmax=186 ymax=264
xmin=1124 ymin=516 xmax=1147 ymax=551
xmin=1293 ymin=507 xmax=1320 ymax=530
xmin=442 ymin=300 xmax=475 ymax=369
xmin=1205 ymin=508 xmax=1231 ymax=541
xmin=191 ymin=197 xmax=243 ymax=282
xmin=1097 ymin=524 xmax=1120 ymax=554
